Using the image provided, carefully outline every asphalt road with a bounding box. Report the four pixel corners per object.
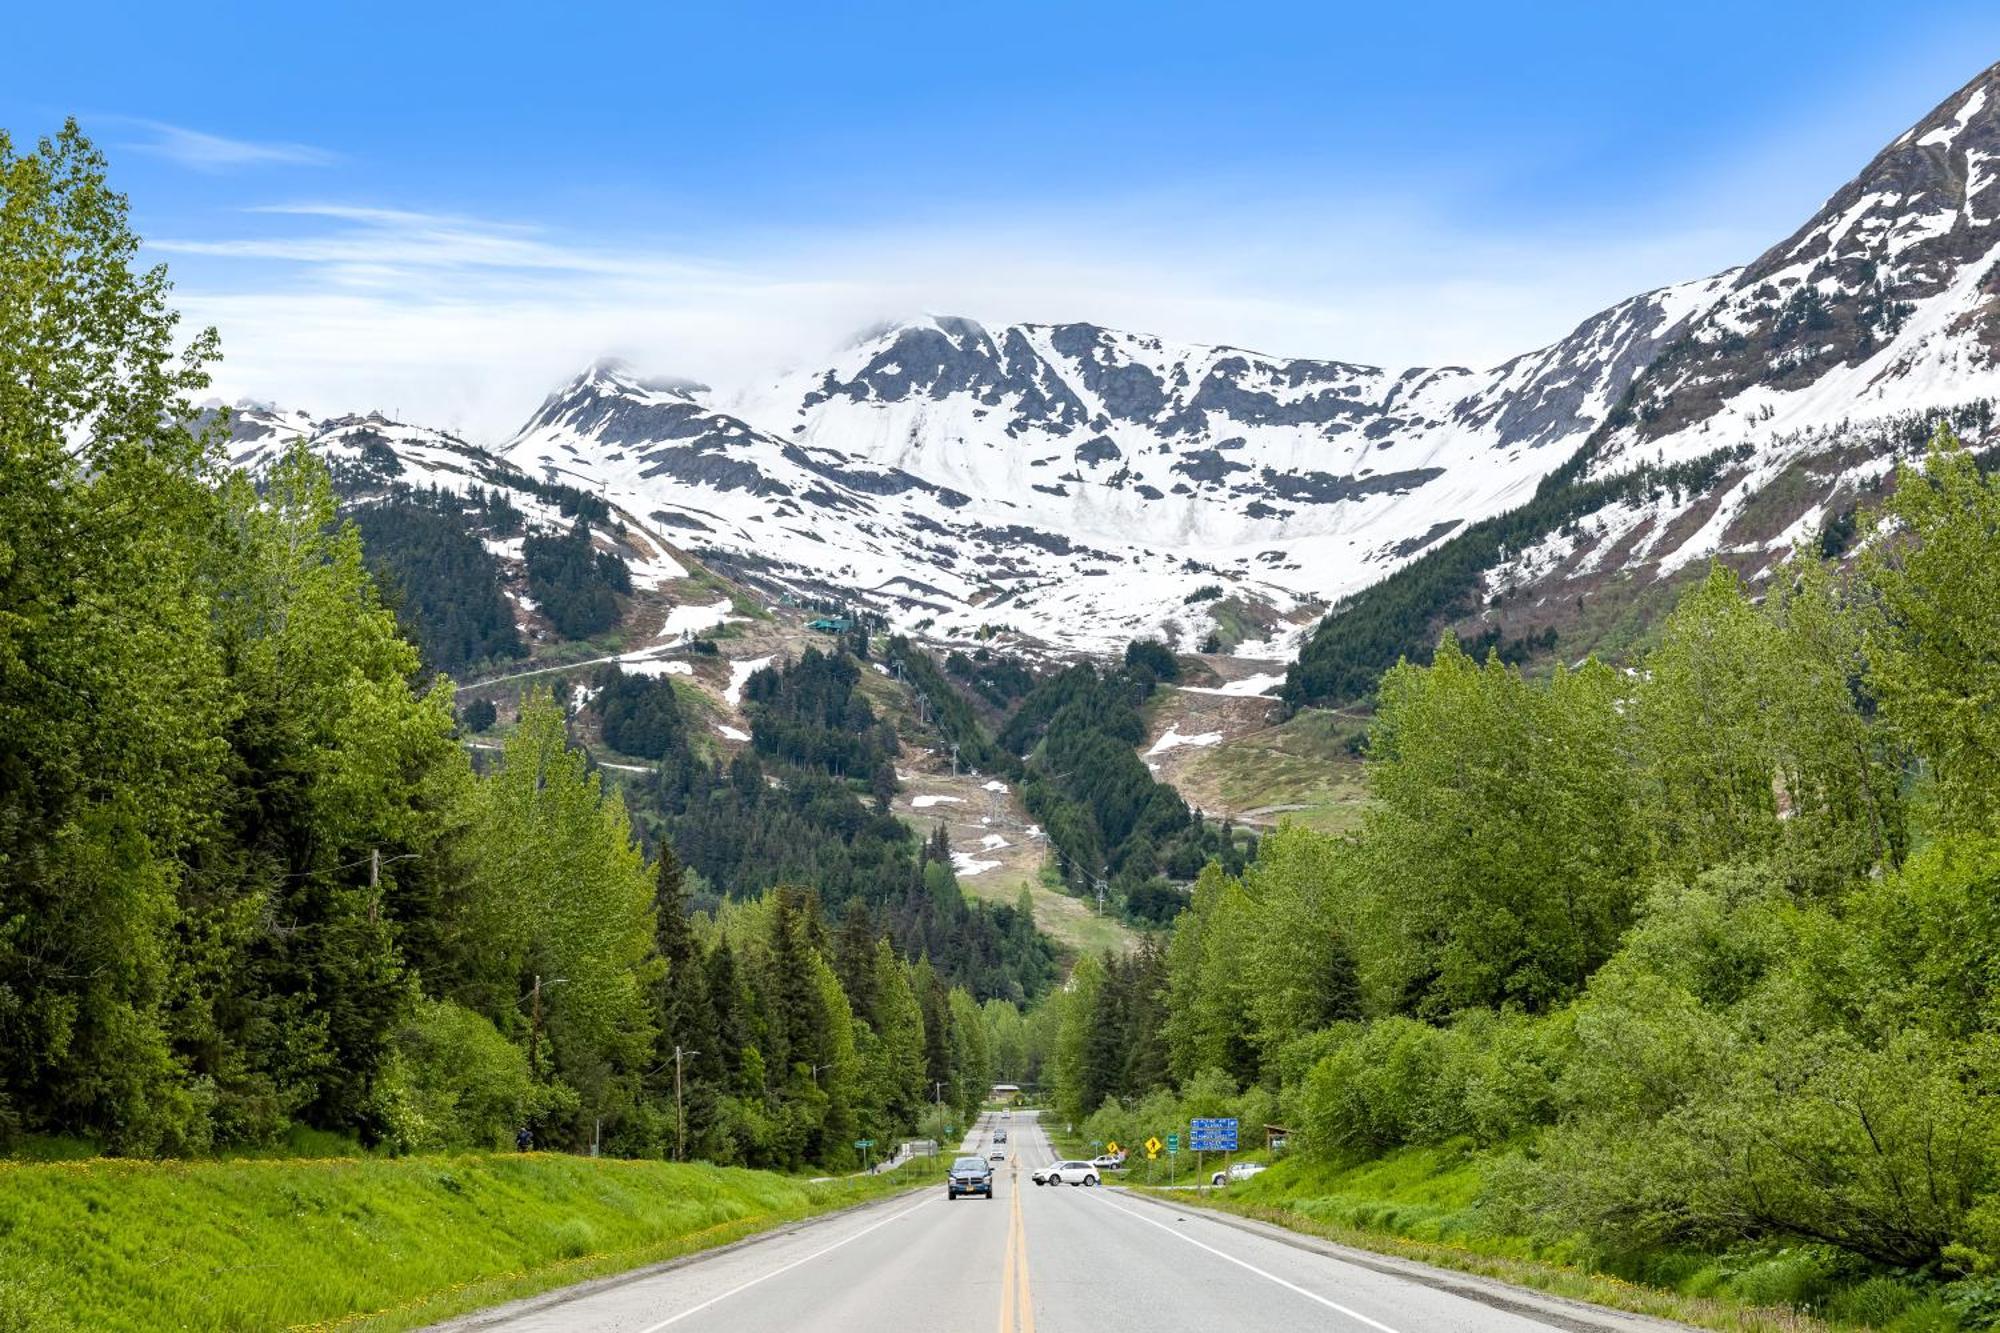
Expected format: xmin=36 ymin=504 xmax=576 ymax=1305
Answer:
xmin=432 ymin=1113 xmax=1690 ymax=1333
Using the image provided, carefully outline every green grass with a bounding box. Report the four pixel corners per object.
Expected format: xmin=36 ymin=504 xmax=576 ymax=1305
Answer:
xmin=1201 ymin=597 xmax=1262 ymax=652
xmin=1174 ymin=708 xmax=1368 ymax=834
xmin=953 ymin=850 xmax=1142 ymax=960
xmin=1156 ymin=1143 xmax=1958 ymax=1332
xmin=0 ymin=1152 xmax=929 ymax=1333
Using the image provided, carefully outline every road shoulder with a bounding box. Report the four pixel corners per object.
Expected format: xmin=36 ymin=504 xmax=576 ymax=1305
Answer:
xmin=1113 ymin=1187 xmax=1695 ymax=1333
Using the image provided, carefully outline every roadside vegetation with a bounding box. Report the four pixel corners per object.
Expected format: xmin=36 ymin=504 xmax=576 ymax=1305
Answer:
xmin=1046 ymin=432 xmax=2000 ymax=1330
xmin=0 ymin=128 xmax=1022 ymax=1176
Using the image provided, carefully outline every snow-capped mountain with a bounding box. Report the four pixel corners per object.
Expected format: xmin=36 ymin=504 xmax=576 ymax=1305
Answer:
xmin=217 ymin=404 xmax=693 ymax=592
xmin=1456 ymin=61 xmax=2000 ymax=636
xmin=1278 ymin=60 xmax=2000 ymax=705
xmin=495 ymin=269 xmax=1731 ymax=656
xmin=234 ymin=59 xmax=2000 ymax=675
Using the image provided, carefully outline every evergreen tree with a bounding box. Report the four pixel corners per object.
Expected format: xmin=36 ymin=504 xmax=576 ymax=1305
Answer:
xmin=647 ymin=844 xmax=716 ymax=1154
xmin=833 ymin=899 xmax=881 ymax=1027
xmin=872 ymin=943 xmax=928 ymax=1130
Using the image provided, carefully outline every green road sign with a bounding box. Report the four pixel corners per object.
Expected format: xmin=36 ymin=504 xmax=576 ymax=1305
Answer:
xmin=1167 ymin=1133 xmax=1179 ymax=1153
xmin=854 ymin=1138 xmax=874 ymax=1149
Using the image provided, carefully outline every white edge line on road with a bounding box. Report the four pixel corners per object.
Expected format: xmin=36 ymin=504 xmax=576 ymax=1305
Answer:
xmin=1091 ymin=1193 xmax=1402 ymax=1333
xmin=634 ymin=1195 xmax=933 ymax=1333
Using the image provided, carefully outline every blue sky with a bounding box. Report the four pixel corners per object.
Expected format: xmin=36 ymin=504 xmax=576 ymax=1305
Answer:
xmin=9 ymin=1 xmax=2000 ymax=436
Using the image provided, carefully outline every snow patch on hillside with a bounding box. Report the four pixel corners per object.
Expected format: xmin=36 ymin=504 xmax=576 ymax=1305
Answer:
xmin=1147 ymin=727 xmax=1224 ymax=756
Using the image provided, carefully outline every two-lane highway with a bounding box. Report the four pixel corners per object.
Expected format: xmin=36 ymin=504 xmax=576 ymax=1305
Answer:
xmin=433 ymin=1113 xmax=1690 ymax=1332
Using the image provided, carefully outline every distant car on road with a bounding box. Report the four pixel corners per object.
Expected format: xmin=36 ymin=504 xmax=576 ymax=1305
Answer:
xmin=947 ymin=1155 xmax=994 ymax=1200
xmin=1210 ymin=1161 xmax=1267 ymax=1187
xmin=1089 ymin=1153 xmax=1125 ymax=1171
xmin=1033 ymin=1160 xmax=1101 ymax=1187
xmin=993 ymin=1129 xmax=1007 ymax=1143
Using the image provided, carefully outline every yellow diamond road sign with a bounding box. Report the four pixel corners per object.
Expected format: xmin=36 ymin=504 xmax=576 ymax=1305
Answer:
xmin=1145 ymin=1135 xmax=1163 ymax=1158
xmin=1105 ymin=1141 xmax=1121 ymax=1155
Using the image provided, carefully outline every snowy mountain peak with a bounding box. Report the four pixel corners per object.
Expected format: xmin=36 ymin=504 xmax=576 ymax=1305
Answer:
xmin=239 ymin=61 xmax=2000 ymax=670
xmin=1565 ymin=59 xmax=2000 ymax=483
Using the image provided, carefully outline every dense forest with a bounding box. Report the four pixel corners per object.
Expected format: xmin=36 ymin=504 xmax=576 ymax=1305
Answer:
xmin=346 ymin=490 xmax=525 ymax=674
xmin=1046 ymin=432 xmax=2000 ymax=1318
xmin=1001 ymin=641 xmax=1251 ymax=918
xmin=597 ymin=653 xmax=1056 ymax=1003
xmin=882 ymin=635 xmax=1011 ymax=775
xmin=880 ymin=635 xmax=1250 ymax=926
xmin=0 ymin=124 xmax=1017 ymax=1166
xmin=524 ymin=516 xmax=631 ymax=639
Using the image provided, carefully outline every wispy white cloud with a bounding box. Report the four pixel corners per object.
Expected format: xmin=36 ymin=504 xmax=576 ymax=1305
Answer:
xmin=111 ymin=118 xmax=335 ymax=172
xmin=162 ymin=192 xmax=1752 ymax=442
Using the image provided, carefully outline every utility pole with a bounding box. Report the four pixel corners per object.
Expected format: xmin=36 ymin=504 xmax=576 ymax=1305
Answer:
xmin=950 ymin=742 xmax=959 ymax=777
xmin=1094 ymin=877 xmax=1108 ymax=916
xmin=933 ymin=1079 xmax=948 ymax=1149
xmin=809 ymin=1061 xmax=831 ymax=1086
xmin=675 ymin=1045 xmax=699 ymax=1162
xmin=528 ymin=974 xmax=542 ymax=1078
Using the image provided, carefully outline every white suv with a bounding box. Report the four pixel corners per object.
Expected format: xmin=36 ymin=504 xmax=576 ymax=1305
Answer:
xmin=1033 ymin=1160 xmax=1101 ymax=1187
xmin=1210 ymin=1161 xmax=1267 ymax=1187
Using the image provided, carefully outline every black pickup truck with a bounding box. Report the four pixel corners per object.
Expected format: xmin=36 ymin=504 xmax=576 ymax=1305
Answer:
xmin=946 ymin=1154 xmax=994 ymax=1200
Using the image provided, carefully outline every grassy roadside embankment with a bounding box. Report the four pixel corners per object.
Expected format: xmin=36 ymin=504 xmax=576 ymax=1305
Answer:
xmin=1140 ymin=1145 xmax=1931 ymax=1333
xmin=0 ymin=1150 xmax=931 ymax=1333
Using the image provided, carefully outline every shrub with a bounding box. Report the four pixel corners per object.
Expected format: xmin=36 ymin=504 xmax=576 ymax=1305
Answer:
xmin=372 ymin=1000 xmax=535 ymax=1153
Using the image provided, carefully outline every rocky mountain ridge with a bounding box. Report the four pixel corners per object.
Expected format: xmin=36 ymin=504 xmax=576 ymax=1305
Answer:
xmin=226 ymin=60 xmax=2000 ymax=691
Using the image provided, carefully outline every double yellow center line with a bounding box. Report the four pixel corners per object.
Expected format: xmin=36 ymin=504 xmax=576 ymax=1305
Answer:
xmin=997 ymin=1158 xmax=1035 ymax=1333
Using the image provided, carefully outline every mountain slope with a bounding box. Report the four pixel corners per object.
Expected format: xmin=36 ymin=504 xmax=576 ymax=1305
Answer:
xmin=492 ymin=274 xmax=1730 ymax=660
xmin=1286 ymin=59 xmax=2000 ymax=706
xmin=226 ymin=61 xmax=2000 ymax=690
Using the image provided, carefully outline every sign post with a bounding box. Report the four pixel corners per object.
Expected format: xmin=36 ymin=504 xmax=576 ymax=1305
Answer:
xmin=854 ymin=1137 xmax=874 ymax=1173
xmin=1189 ymin=1118 xmax=1239 ymax=1193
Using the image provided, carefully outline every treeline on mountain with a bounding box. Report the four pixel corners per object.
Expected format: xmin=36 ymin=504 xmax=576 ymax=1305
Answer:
xmin=1049 ymin=431 xmax=2000 ymax=1311
xmin=524 ymin=517 xmax=631 ymax=639
xmin=742 ymin=647 xmax=898 ymax=785
xmin=944 ymin=646 xmax=1038 ymax=709
xmin=1284 ymin=444 xmax=1752 ymax=707
xmin=882 ymin=635 xmax=1012 ymax=775
xmin=888 ymin=632 xmax=1253 ymax=923
xmin=604 ymin=656 xmax=1056 ymax=1003
xmin=0 ymin=124 xmax=1020 ymax=1166
xmin=1002 ymin=642 xmax=1251 ymax=915
xmin=329 ymin=447 xmax=639 ymax=665
xmin=347 ymin=494 xmax=525 ymax=674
